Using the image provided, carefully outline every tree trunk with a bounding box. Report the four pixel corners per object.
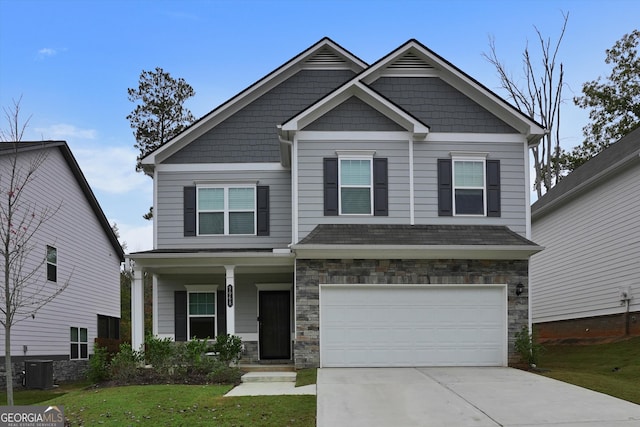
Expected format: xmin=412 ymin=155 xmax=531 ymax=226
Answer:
xmin=5 ymin=324 xmax=13 ymax=406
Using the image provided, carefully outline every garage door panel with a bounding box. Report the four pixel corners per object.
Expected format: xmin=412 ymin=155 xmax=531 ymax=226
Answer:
xmin=320 ymin=286 xmax=506 ymax=367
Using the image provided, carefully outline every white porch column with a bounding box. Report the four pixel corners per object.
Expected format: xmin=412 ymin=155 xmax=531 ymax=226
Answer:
xmin=225 ymin=265 xmax=236 ymax=335
xmin=131 ymin=268 xmax=145 ymax=352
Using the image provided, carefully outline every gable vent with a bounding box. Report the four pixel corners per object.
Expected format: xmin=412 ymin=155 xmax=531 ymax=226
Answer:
xmin=304 ymin=46 xmax=348 ymax=68
xmin=383 ymin=52 xmax=437 ymax=76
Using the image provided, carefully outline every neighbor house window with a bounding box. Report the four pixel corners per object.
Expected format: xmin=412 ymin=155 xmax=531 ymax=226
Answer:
xmin=197 ymin=186 xmax=255 ymax=235
xmin=188 ymin=292 xmax=216 ymax=339
xmin=339 ymin=157 xmax=373 ymax=215
xmin=70 ymin=327 xmax=88 ymax=360
xmin=453 ymin=158 xmax=486 ymax=215
xmin=97 ymin=315 xmax=120 ymax=340
xmin=46 ymin=246 xmax=57 ymax=282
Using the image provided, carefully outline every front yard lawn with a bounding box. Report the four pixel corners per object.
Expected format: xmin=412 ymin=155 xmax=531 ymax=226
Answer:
xmin=42 ymin=384 xmax=315 ymax=426
xmin=537 ymin=336 xmax=640 ymax=404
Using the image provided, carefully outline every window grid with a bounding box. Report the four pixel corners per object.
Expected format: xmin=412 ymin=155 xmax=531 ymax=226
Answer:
xmin=187 ymin=292 xmax=216 ymax=340
xmin=197 ymin=186 xmax=256 ymax=235
xmin=70 ymin=327 xmax=88 ymax=360
xmin=452 ymin=158 xmax=486 ymax=216
xmin=339 ymin=158 xmax=373 ymax=215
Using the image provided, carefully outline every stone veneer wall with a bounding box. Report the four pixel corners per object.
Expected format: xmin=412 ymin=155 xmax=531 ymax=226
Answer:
xmin=0 ymin=359 xmax=88 ymax=388
xmin=295 ymin=259 xmax=529 ymax=368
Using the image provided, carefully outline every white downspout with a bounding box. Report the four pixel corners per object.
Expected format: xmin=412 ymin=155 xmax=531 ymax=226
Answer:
xmin=409 ymin=136 xmax=415 ymax=225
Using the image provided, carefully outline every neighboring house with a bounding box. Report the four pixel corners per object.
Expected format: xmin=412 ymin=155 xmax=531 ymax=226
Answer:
xmin=128 ymin=38 xmax=544 ymax=368
xmin=0 ymin=141 xmax=124 ymax=386
xmin=530 ymin=127 xmax=640 ymax=342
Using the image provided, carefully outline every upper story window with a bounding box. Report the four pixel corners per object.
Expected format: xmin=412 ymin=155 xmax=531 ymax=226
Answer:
xmin=46 ymin=245 xmax=57 ymax=282
xmin=339 ymin=157 xmax=373 ymax=215
xmin=197 ymin=186 xmax=256 ymax=235
xmin=438 ymin=155 xmax=501 ymax=218
xmin=453 ymin=158 xmax=486 ymax=216
xmin=324 ymin=152 xmax=388 ymax=217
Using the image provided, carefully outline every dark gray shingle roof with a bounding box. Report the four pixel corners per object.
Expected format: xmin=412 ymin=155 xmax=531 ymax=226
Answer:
xmin=532 ymin=127 xmax=640 ymax=217
xmin=297 ymin=224 xmax=537 ymax=246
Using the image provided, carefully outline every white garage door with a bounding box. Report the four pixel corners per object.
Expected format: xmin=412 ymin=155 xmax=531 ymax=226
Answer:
xmin=320 ymin=285 xmax=506 ymax=367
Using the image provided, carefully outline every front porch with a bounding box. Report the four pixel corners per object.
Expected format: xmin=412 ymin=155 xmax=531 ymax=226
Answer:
xmin=126 ymin=249 xmax=295 ymax=364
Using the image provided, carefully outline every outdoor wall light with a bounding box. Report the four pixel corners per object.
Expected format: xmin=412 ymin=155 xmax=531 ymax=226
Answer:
xmin=515 ymin=283 xmax=525 ymax=296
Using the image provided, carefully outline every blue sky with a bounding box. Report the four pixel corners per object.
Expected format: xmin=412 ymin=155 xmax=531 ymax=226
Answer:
xmin=1 ymin=0 xmax=638 ymax=253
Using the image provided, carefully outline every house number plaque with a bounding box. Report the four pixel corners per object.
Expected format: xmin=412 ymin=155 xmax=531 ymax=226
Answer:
xmin=227 ymin=284 xmax=233 ymax=307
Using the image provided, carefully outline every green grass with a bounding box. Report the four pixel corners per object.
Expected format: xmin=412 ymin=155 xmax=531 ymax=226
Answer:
xmin=15 ymin=383 xmax=315 ymax=426
xmin=0 ymin=381 xmax=91 ymax=405
xmin=538 ymin=336 xmax=640 ymax=404
xmin=295 ymin=368 xmax=317 ymax=387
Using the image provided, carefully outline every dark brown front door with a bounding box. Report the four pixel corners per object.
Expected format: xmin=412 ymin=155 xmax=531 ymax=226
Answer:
xmin=259 ymin=291 xmax=290 ymax=359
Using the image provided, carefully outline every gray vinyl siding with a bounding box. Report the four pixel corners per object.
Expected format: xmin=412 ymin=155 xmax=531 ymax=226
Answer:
xmin=164 ymin=69 xmax=356 ymax=164
xmin=371 ymin=77 xmax=517 ymax=133
xmin=155 ymin=167 xmax=292 ymax=249
xmin=304 ymin=96 xmax=405 ymax=131
xmin=296 ymin=137 xmax=527 ymax=241
xmin=297 ymin=139 xmax=412 ymax=240
xmin=0 ymin=148 xmax=121 ymax=358
xmin=413 ymin=139 xmax=527 ymax=236
xmin=156 ymin=273 xmax=293 ymax=337
xmin=531 ymin=163 xmax=640 ymax=323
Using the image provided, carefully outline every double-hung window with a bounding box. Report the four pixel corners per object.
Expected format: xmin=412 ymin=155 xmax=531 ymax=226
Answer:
xmin=452 ymin=157 xmax=486 ymax=215
xmin=339 ymin=156 xmax=373 ymax=215
xmin=197 ymin=186 xmax=256 ymax=235
xmin=187 ymin=286 xmax=217 ymax=340
xmin=70 ymin=327 xmax=88 ymax=360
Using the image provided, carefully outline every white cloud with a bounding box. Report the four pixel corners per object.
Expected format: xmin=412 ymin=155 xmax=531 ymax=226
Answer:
xmin=35 ymin=123 xmax=97 ymax=140
xmin=117 ymin=221 xmax=154 ymax=254
xmin=37 ymin=48 xmax=57 ymax=58
xmin=73 ymin=145 xmax=148 ymax=194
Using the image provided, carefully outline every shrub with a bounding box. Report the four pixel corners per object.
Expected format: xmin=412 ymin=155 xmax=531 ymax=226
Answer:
xmin=515 ymin=325 xmax=545 ymax=367
xmin=144 ymin=334 xmax=175 ymax=368
xmin=109 ymin=343 xmax=143 ymax=383
xmin=213 ymin=334 xmax=243 ymax=365
xmin=206 ymin=364 xmax=243 ymax=385
xmin=87 ymin=344 xmax=110 ymax=383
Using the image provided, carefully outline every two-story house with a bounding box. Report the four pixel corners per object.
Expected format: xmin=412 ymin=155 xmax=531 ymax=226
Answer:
xmin=127 ymin=38 xmax=544 ymax=368
xmin=0 ymin=141 xmax=123 ymax=386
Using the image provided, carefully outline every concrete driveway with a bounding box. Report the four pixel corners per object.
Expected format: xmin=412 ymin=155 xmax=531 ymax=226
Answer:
xmin=317 ymin=367 xmax=640 ymax=427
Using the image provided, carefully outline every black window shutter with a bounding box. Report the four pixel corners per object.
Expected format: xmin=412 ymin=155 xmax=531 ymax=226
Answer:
xmin=323 ymin=158 xmax=338 ymax=216
xmin=486 ymin=159 xmax=501 ymax=217
xmin=174 ymin=291 xmax=187 ymax=342
xmin=184 ymin=186 xmax=196 ymax=236
xmin=257 ymin=185 xmax=270 ymax=236
xmin=373 ymin=158 xmax=388 ymax=216
xmin=438 ymin=159 xmax=453 ymax=216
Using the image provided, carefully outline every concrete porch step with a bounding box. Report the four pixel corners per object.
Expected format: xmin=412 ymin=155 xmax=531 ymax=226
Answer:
xmin=239 ymin=364 xmax=295 ymax=373
xmin=241 ymin=371 xmax=297 ymax=383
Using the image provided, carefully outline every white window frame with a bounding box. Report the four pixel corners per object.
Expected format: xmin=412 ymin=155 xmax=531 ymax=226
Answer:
xmin=46 ymin=245 xmax=57 ymax=282
xmin=452 ymin=155 xmax=487 ymax=217
xmin=70 ymin=326 xmax=88 ymax=360
xmin=338 ymin=152 xmax=374 ymax=216
xmin=185 ymin=285 xmax=218 ymax=341
xmin=196 ymin=185 xmax=257 ymax=236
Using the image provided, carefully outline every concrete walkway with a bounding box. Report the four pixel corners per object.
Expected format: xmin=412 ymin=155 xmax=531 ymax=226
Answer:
xmin=317 ymin=367 xmax=640 ymax=427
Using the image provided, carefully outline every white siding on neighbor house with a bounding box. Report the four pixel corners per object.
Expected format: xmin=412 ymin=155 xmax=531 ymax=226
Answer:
xmin=531 ymin=163 xmax=640 ymax=323
xmin=297 ymin=138 xmax=412 ymax=240
xmin=0 ymin=148 xmax=121 ymax=358
xmin=414 ymin=138 xmax=527 ymax=237
xmin=296 ymin=134 xmax=528 ymax=241
xmin=155 ymin=166 xmax=292 ymax=249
